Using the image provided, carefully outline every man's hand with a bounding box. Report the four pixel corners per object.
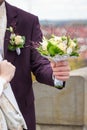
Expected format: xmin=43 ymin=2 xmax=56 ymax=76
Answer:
xmin=0 ymin=60 xmax=16 ymax=83
xmin=51 ymin=60 xmax=70 ymax=81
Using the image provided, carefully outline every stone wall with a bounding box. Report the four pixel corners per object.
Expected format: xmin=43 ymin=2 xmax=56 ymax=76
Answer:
xmin=33 ymin=67 xmax=87 ymax=130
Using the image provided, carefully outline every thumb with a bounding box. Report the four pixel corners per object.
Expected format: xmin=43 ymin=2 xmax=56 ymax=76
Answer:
xmin=50 ymin=61 xmax=56 ymax=68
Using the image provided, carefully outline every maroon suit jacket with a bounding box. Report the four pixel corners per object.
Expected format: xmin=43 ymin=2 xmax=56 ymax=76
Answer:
xmin=4 ymin=2 xmax=54 ymax=130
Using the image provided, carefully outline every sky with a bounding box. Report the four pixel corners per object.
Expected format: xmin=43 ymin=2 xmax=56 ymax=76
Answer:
xmin=6 ymin=0 xmax=87 ymax=20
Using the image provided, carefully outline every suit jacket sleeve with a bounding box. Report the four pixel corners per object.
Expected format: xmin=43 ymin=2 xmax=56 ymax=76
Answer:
xmin=30 ymin=16 xmax=54 ymax=86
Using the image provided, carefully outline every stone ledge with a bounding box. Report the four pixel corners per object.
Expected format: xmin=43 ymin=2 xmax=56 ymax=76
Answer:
xmin=33 ymin=67 xmax=87 ymax=126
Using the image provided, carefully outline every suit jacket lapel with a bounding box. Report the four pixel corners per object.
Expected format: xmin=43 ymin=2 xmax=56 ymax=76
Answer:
xmin=4 ymin=2 xmax=18 ymax=63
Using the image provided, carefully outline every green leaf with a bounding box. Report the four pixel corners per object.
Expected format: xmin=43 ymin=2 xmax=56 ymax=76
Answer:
xmin=16 ymin=44 xmax=24 ymax=48
xmin=70 ymin=51 xmax=79 ymax=56
xmin=37 ymin=46 xmax=49 ymax=56
xmin=21 ymin=36 xmax=26 ymax=45
xmin=73 ymin=38 xmax=78 ymax=43
xmin=8 ymin=44 xmax=16 ymax=51
xmin=61 ymin=36 xmax=67 ymax=41
xmin=47 ymin=42 xmax=64 ymax=56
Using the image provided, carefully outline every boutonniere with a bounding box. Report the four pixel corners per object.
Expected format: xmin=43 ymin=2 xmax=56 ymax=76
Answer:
xmin=7 ymin=26 xmax=25 ymax=55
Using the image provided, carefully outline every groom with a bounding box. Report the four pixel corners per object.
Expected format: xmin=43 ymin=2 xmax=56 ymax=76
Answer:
xmin=0 ymin=0 xmax=70 ymax=130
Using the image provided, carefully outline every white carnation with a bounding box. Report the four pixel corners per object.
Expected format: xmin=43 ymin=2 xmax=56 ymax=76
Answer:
xmin=54 ymin=36 xmax=61 ymax=41
xmin=40 ymin=38 xmax=48 ymax=50
xmin=67 ymin=47 xmax=73 ymax=54
xmin=10 ymin=33 xmax=16 ymax=39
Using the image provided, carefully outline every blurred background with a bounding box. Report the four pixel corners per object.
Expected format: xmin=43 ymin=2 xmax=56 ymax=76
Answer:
xmin=6 ymin=0 xmax=87 ymax=70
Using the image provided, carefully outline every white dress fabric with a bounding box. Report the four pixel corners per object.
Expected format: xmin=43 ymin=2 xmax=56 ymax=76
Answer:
xmin=0 ymin=57 xmax=27 ymax=130
xmin=0 ymin=94 xmax=24 ymax=130
xmin=0 ymin=2 xmax=7 ymax=57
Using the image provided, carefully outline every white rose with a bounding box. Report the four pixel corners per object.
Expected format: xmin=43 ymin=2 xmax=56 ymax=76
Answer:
xmin=58 ymin=43 xmax=67 ymax=52
xmin=15 ymin=35 xmax=23 ymax=45
xmin=69 ymin=41 xmax=76 ymax=48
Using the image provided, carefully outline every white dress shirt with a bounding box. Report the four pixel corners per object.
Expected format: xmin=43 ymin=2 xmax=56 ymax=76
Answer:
xmin=0 ymin=2 xmax=7 ymax=57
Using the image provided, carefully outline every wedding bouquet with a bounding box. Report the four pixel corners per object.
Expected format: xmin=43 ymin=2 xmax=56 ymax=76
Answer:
xmin=36 ymin=35 xmax=79 ymax=62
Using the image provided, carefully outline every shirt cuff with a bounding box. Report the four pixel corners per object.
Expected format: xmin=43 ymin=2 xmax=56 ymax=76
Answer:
xmin=0 ymin=77 xmax=6 ymax=96
xmin=52 ymin=75 xmax=64 ymax=89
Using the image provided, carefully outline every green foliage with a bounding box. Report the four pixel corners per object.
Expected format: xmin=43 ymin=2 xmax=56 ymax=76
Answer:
xmin=47 ymin=41 xmax=64 ymax=56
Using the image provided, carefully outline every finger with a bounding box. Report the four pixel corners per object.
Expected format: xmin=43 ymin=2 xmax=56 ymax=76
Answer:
xmin=53 ymin=71 xmax=70 ymax=76
xmin=55 ymin=61 xmax=68 ymax=67
xmin=55 ymin=75 xmax=70 ymax=81
xmin=50 ymin=61 xmax=56 ymax=68
xmin=2 ymin=59 xmax=7 ymax=62
xmin=52 ymin=66 xmax=71 ymax=72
